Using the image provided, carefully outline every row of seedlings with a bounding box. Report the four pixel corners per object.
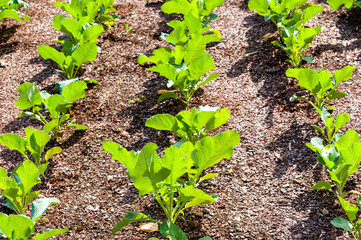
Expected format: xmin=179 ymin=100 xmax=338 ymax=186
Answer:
xmin=249 ymin=0 xmax=361 ymax=238
xmin=0 ymin=0 xmax=119 ymax=239
xmin=103 ymin=0 xmax=241 ymax=239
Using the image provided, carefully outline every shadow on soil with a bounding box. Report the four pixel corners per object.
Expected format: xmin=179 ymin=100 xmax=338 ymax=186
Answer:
xmin=227 ymin=14 xmax=298 ymax=126
xmin=267 ymin=121 xmax=318 ymax=178
xmin=289 ymin=189 xmax=343 ymax=239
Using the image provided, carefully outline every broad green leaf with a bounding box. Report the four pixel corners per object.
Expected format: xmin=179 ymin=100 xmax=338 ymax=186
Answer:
xmin=83 ymin=24 xmax=104 ymax=42
xmin=158 ymin=92 xmax=179 ymax=103
xmin=204 ymin=108 xmax=230 ymax=132
xmin=338 ymin=196 xmax=359 ymax=222
xmin=335 ymin=130 xmax=360 ymax=151
xmin=72 ymin=43 xmax=98 ymax=66
xmin=45 ymin=147 xmax=62 ymax=161
xmin=331 ymin=217 xmax=352 ymax=232
xmin=160 ymin=222 xmax=188 ymax=240
xmin=334 ymin=113 xmax=350 ymax=132
xmin=334 ymin=66 xmax=357 ymax=87
xmin=328 ymin=0 xmax=355 ymax=10
xmin=25 ymin=190 xmax=40 ymax=209
xmin=0 ymin=134 xmax=26 ymax=156
xmin=15 ymin=83 xmax=43 ymax=110
xmin=248 ymin=0 xmax=269 ymax=16
xmin=146 ymin=114 xmax=179 ymax=132
xmin=302 ymin=4 xmax=323 ymax=23
xmin=178 ymin=186 xmax=216 ymax=210
xmin=339 ymin=143 xmax=361 ymax=174
xmin=33 ymin=229 xmax=68 ymax=240
xmin=0 ymin=214 xmax=34 ymax=239
xmin=148 ymin=64 xmax=178 ymax=82
xmin=161 ymin=0 xmax=193 ymax=15
xmin=103 ymin=141 xmax=138 ymax=170
xmin=192 ymin=130 xmax=240 ymax=171
xmin=128 ymin=143 xmax=170 ymax=196
xmin=31 ymin=198 xmax=60 ymax=222
xmin=188 ymin=53 xmax=216 ymax=80
xmin=111 ymin=212 xmax=157 ymax=235
xmin=43 ymin=120 xmax=58 ymax=134
xmin=38 ymin=45 xmax=65 ymax=68
xmin=160 ymin=145 xmax=188 ymax=186
xmin=310 ymin=181 xmax=332 ymax=191
xmin=12 ymin=160 xmax=40 ymax=195
xmin=286 ymin=68 xmax=320 ymax=95
xmin=62 ymin=81 xmax=87 ymax=102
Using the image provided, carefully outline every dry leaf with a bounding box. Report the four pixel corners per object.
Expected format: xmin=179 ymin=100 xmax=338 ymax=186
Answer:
xmin=263 ymin=32 xmax=278 ymax=42
xmin=274 ymin=152 xmax=282 ymax=161
xmin=138 ymin=222 xmax=158 ymax=232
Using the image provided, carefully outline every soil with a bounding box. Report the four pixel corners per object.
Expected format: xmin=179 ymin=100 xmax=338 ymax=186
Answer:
xmin=1 ymin=0 xmax=361 ymax=239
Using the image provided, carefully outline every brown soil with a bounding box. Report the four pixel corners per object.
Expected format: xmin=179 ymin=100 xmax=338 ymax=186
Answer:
xmin=1 ymin=0 xmax=361 ymax=239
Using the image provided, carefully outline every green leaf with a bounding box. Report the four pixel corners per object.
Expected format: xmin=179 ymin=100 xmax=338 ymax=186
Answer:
xmin=196 ymin=73 xmax=219 ymax=89
xmin=15 ymin=83 xmax=43 ymax=110
xmin=0 ymin=214 xmax=34 ymax=239
xmin=338 ymin=196 xmax=359 ymax=222
xmin=248 ymin=0 xmax=269 ymax=16
xmin=0 ymin=134 xmax=26 ymax=157
xmin=158 ymin=92 xmax=179 ymax=103
xmin=160 ymin=222 xmax=188 ymax=240
xmin=160 ymin=145 xmax=188 ymax=186
xmin=146 ymin=114 xmax=179 ymax=132
xmin=33 ymin=229 xmax=68 ymax=240
xmin=335 ymin=130 xmax=361 ymax=151
xmin=286 ymin=68 xmax=320 ymax=95
xmin=62 ymin=81 xmax=87 ymax=102
xmin=188 ymin=53 xmax=216 ymax=81
xmin=111 ymin=212 xmax=157 ymax=235
xmin=161 ymin=0 xmax=192 ymax=15
xmin=310 ymin=181 xmax=332 ymax=191
xmin=45 ymin=147 xmax=62 ymax=161
xmin=334 ymin=113 xmax=350 ymax=132
xmin=198 ymin=173 xmax=219 ymax=184
xmin=204 ymin=108 xmax=230 ymax=132
xmin=72 ymin=43 xmax=98 ymax=66
xmin=38 ymin=45 xmax=65 ymax=68
xmin=67 ymin=122 xmax=87 ymax=130
xmin=103 ymin=141 xmax=138 ymax=170
xmin=12 ymin=160 xmax=40 ymax=196
xmin=31 ymin=198 xmax=60 ymax=222
xmin=334 ymin=66 xmax=357 ymax=87
xmin=192 ymin=130 xmax=240 ymax=171
xmin=331 ymin=217 xmax=353 ymax=232
xmin=178 ymin=186 xmax=216 ymax=210
xmin=83 ymin=24 xmax=104 ymax=43
xmin=128 ymin=143 xmax=170 ymax=196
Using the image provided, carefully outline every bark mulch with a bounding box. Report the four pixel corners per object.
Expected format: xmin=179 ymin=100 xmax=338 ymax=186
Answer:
xmin=1 ymin=0 xmax=361 ymax=239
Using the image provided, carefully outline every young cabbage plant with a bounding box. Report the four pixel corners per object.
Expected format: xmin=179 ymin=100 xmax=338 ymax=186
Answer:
xmin=53 ymin=0 xmax=119 ymax=26
xmin=15 ymin=81 xmax=88 ymax=140
xmin=328 ymin=0 xmax=361 ymax=10
xmin=331 ymin=195 xmax=361 ymax=240
xmin=0 ymin=160 xmax=61 ymax=216
xmin=0 ymin=213 xmax=68 ymax=240
xmin=138 ymin=36 xmax=219 ymax=110
xmin=0 ymin=0 xmax=29 ymax=23
xmin=273 ymin=24 xmax=322 ymax=67
xmin=287 ymin=66 xmax=357 ymax=113
xmin=160 ymin=14 xmax=221 ymax=47
xmin=52 ymin=16 xmax=104 ymax=47
xmin=146 ymin=106 xmax=230 ymax=145
xmin=248 ymin=0 xmax=323 ymax=67
xmin=0 ymin=128 xmax=62 ymax=177
xmin=38 ymin=42 xmax=98 ymax=79
xmin=308 ymin=125 xmax=361 ymax=198
xmin=103 ymin=130 xmax=240 ymax=236
xmin=161 ymin=0 xmax=224 ymax=27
